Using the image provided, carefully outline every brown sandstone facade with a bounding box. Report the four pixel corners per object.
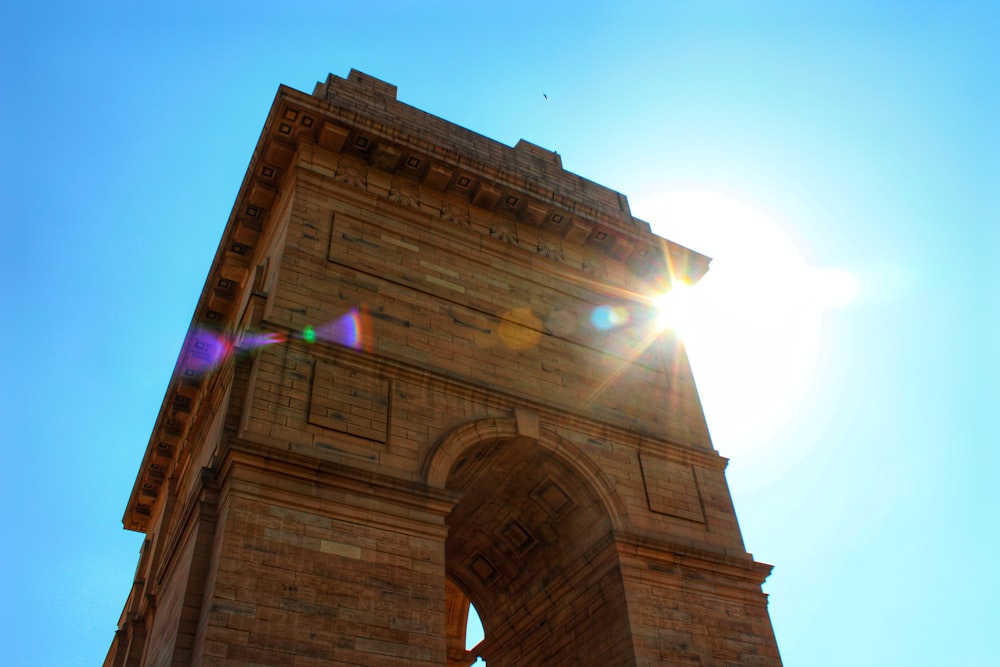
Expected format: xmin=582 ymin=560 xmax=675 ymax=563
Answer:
xmin=106 ymin=69 xmax=782 ymax=666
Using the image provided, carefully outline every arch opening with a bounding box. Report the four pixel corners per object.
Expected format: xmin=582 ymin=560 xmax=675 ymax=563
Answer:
xmin=445 ymin=577 xmax=486 ymax=666
xmin=441 ymin=432 xmax=634 ymax=666
xmin=466 ymin=604 xmax=484 ymax=656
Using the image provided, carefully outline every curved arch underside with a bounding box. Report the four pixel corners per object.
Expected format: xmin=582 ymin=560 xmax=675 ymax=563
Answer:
xmin=442 ymin=431 xmax=634 ymax=666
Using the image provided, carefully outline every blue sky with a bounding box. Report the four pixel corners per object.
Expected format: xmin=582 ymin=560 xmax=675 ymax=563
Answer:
xmin=2 ymin=2 xmax=997 ymax=665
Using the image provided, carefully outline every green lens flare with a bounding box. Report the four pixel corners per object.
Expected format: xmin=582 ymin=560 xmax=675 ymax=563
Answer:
xmin=303 ymin=325 xmax=316 ymax=343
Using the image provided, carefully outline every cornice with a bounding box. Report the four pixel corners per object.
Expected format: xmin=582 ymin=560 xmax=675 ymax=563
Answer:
xmin=616 ymin=531 xmax=775 ymax=591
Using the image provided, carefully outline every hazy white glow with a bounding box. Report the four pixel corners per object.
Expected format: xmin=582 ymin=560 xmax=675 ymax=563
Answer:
xmin=653 ymin=282 xmax=696 ymax=339
xmin=634 ymin=191 xmax=857 ymax=478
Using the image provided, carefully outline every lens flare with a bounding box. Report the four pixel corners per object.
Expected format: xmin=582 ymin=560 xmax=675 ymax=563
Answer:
xmin=653 ymin=283 xmax=695 ymax=338
xmin=808 ymin=268 xmax=859 ymax=310
xmin=499 ymin=308 xmax=542 ymax=350
xmin=181 ymin=309 xmax=366 ymax=375
xmin=632 ymin=190 xmax=865 ymax=467
xmin=186 ymin=329 xmax=232 ymax=372
xmin=240 ymin=331 xmax=287 ymax=349
xmin=312 ymin=309 xmax=364 ymax=349
xmin=545 ymin=309 xmax=578 ymax=337
xmin=590 ymin=305 xmax=629 ymax=331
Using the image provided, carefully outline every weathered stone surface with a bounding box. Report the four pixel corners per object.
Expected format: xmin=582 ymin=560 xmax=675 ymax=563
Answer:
xmin=106 ymin=69 xmax=780 ymax=667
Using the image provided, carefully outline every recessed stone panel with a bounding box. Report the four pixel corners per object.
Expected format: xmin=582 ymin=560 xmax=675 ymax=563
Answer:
xmin=502 ymin=520 xmax=537 ymax=557
xmin=640 ymin=452 xmax=706 ymax=524
xmin=469 ymin=555 xmax=498 ymax=585
xmin=308 ymin=360 xmax=389 ymax=444
xmin=531 ymin=478 xmax=574 ymax=517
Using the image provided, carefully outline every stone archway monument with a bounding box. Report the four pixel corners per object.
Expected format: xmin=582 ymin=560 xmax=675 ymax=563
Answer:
xmin=106 ymin=69 xmax=782 ymax=666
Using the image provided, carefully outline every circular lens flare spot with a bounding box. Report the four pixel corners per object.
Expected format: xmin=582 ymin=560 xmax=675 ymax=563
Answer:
xmin=591 ymin=305 xmax=629 ymax=331
xmin=187 ymin=330 xmax=232 ymax=372
xmin=499 ymin=308 xmax=542 ymax=350
xmin=546 ymin=310 xmax=577 ymax=337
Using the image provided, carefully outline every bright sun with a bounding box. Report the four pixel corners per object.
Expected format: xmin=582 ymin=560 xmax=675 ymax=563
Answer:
xmin=634 ymin=191 xmax=858 ymax=471
xmin=653 ymin=281 xmax=696 ymax=340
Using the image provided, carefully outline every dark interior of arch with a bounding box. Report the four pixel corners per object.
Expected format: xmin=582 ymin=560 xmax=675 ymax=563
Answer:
xmin=444 ymin=435 xmax=634 ymax=666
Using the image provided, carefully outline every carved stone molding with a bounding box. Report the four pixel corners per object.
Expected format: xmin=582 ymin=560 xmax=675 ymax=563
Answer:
xmin=334 ymin=157 xmax=367 ymax=190
xmin=489 ymin=219 xmax=518 ymax=246
xmin=441 ymin=202 xmax=470 ymax=226
xmin=389 ymin=180 xmax=419 ymax=209
xmin=581 ymin=257 xmax=606 ymax=278
xmin=536 ymin=238 xmax=565 ymax=262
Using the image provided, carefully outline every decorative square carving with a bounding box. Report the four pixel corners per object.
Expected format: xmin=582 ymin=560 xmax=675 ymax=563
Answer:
xmin=502 ymin=520 xmax=537 ymax=556
xmin=469 ymin=555 xmax=497 ymax=585
xmin=531 ymin=478 xmax=574 ymax=517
